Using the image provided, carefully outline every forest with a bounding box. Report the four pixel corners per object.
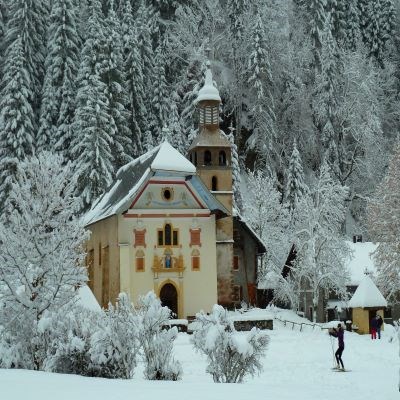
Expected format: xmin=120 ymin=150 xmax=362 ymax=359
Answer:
xmin=0 ymin=0 xmax=400 ymax=302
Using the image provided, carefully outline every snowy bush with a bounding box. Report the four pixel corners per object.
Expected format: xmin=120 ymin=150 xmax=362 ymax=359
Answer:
xmin=0 ymin=153 xmax=88 ymax=370
xmin=135 ymin=291 xmax=182 ymax=381
xmin=41 ymin=306 xmax=99 ymax=376
xmin=192 ymin=305 xmax=269 ymax=383
xmin=90 ymin=293 xmax=139 ymax=378
xmin=42 ymin=293 xmax=139 ymax=379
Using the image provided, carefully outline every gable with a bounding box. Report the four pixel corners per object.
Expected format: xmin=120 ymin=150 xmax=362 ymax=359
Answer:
xmin=131 ymin=179 xmax=206 ymax=210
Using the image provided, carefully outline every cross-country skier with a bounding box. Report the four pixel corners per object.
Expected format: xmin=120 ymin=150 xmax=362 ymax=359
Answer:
xmin=329 ymin=323 xmax=345 ymax=370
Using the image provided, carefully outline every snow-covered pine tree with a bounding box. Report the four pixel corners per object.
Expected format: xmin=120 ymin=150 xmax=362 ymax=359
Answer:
xmin=101 ymin=0 xmax=132 ymax=168
xmin=178 ymin=55 xmax=205 ymax=149
xmin=192 ymin=305 xmax=269 ymax=383
xmin=367 ymin=141 xmax=400 ymax=303
xmin=299 ymin=0 xmax=327 ymax=68
xmin=359 ymin=0 xmax=395 ymax=66
xmin=72 ymin=0 xmax=115 ymax=212
xmin=0 ymin=152 xmax=88 ymax=370
xmin=285 ymin=138 xmax=308 ymax=214
xmin=227 ymin=123 xmax=243 ymax=212
xmin=2 ymin=0 xmax=48 ymax=114
xmin=151 ymin=44 xmax=171 ymax=142
xmin=342 ymin=0 xmax=360 ymax=51
xmin=0 ymin=36 xmax=35 ymax=209
xmin=0 ymin=1 xmax=5 ymax=50
xmin=136 ymin=0 xmax=157 ymax=141
xmin=38 ymin=0 xmax=81 ymax=153
xmin=327 ymin=0 xmax=346 ymax=44
xmin=294 ymin=161 xmax=350 ymax=322
xmin=120 ymin=0 xmax=146 ymax=157
xmin=168 ymin=92 xmax=185 ymax=153
xmin=246 ymin=15 xmax=276 ymax=168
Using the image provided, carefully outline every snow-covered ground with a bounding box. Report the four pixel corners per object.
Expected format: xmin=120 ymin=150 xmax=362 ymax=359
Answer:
xmin=1 ymin=309 xmax=399 ymax=400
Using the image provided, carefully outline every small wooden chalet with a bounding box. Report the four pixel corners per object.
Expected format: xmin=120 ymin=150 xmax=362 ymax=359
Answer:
xmin=348 ymin=275 xmax=387 ymax=334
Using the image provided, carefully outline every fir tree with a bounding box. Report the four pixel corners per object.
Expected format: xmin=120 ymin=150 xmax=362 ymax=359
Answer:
xmin=38 ymin=0 xmax=81 ymax=153
xmin=151 ymin=45 xmax=170 ymax=142
xmin=285 ymin=139 xmax=308 ymax=214
xmin=342 ymin=0 xmax=360 ymax=51
xmin=101 ymin=0 xmax=132 ymax=168
xmin=246 ymin=16 xmax=276 ymax=167
xmin=0 ymin=35 xmax=35 ymax=208
xmin=120 ymin=0 xmax=146 ymax=157
xmin=2 ymin=0 xmax=48 ymax=114
xmin=228 ymin=123 xmax=243 ymax=212
xmin=72 ymin=0 xmax=115 ymax=211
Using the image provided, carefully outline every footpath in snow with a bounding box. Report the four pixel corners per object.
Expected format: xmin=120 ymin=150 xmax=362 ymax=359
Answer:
xmin=1 ymin=309 xmax=399 ymax=400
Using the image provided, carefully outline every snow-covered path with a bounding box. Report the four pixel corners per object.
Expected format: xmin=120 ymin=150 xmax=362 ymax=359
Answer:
xmin=1 ymin=319 xmax=398 ymax=400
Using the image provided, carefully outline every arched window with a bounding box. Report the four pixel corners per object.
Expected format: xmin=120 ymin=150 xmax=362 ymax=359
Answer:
xmin=189 ymin=153 xmax=192 ymax=163
xmin=158 ymin=223 xmax=179 ymax=246
xmin=194 ymin=152 xmax=197 ymax=166
xmin=135 ymin=250 xmax=145 ymax=272
xmin=191 ymin=249 xmax=200 ymax=271
xmin=212 ymin=176 xmax=218 ymax=191
xmin=204 ymin=150 xmax=212 ymax=166
xmin=219 ymin=150 xmax=226 ymax=166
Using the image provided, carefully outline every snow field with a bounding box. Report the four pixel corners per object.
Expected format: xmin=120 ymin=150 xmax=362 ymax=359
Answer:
xmin=1 ymin=317 xmax=398 ymax=400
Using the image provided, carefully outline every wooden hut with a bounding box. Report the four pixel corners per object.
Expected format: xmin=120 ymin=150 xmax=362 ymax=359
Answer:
xmin=348 ymin=275 xmax=387 ymax=334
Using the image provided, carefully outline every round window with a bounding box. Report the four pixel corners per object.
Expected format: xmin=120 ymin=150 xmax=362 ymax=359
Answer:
xmin=162 ymin=187 xmax=173 ymax=201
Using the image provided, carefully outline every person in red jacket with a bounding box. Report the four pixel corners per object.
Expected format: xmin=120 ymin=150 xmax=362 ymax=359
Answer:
xmin=329 ymin=323 xmax=345 ymax=370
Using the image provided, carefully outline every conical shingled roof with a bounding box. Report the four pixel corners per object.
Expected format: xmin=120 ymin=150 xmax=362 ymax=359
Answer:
xmin=348 ymin=275 xmax=387 ymax=308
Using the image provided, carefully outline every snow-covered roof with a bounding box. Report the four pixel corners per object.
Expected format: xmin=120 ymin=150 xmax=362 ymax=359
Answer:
xmin=84 ymin=141 xmax=227 ymax=226
xmin=151 ymin=141 xmax=196 ymax=173
xmin=196 ymin=62 xmax=221 ymax=103
xmin=233 ymin=209 xmax=266 ymax=253
xmin=345 ymin=241 xmax=378 ymax=286
xmin=348 ymin=275 xmax=387 ymax=308
xmin=76 ymin=285 xmax=101 ymax=312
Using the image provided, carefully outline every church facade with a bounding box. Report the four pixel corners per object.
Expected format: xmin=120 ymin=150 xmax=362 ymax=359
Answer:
xmin=84 ymin=64 xmax=266 ymax=317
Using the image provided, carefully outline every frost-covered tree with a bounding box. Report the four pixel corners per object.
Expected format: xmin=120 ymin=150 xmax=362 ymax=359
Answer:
xmin=38 ymin=0 xmax=81 ymax=152
xmin=1 ymin=0 xmax=48 ymax=112
xmin=243 ymin=169 xmax=289 ymax=260
xmin=294 ymin=161 xmax=351 ymax=322
xmin=135 ymin=292 xmax=182 ymax=381
xmin=285 ymin=139 xmax=308 ymax=214
xmin=246 ymin=16 xmax=276 ymax=167
xmin=192 ymin=305 xmax=269 ymax=383
xmin=342 ymin=0 xmax=360 ymax=50
xmin=228 ymin=123 xmax=243 ymax=212
xmin=359 ymin=0 xmax=395 ymax=66
xmin=121 ymin=0 xmax=146 ymax=157
xmin=72 ymin=0 xmax=115 ymax=211
xmin=0 ymin=152 xmax=88 ymax=370
xmin=367 ymin=142 xmax=400 ymax=303
xmin=0 ymin=36 xmax=35 ymax=208
xmin=101 ymin=1 xmax=132 ymax=168
xmin=151 ymin=45 xmax=171 ymax=141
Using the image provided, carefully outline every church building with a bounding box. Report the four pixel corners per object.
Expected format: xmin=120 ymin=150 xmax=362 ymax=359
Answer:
xmin=84 ymin=63 xmax=266 ymax=317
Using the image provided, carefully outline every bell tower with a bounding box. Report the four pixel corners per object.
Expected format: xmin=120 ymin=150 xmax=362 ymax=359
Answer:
xmin=188 ymin=62 xmax=234 ymax=307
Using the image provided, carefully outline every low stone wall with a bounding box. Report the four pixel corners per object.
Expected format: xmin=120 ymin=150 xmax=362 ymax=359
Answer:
xmin=233 ymin=319 xmax=273 ymax=331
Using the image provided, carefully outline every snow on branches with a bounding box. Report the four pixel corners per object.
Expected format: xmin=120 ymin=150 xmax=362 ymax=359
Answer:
xmin=192 ymin=305 xmax=269 ymax=383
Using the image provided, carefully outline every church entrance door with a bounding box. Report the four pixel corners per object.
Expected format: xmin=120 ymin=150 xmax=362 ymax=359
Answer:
xmin=160 ymin=283 xmax=178 ymax=318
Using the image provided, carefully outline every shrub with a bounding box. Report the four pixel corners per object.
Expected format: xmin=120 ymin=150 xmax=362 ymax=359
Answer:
xmin=192 ymin=305 xmax=269 ymax=383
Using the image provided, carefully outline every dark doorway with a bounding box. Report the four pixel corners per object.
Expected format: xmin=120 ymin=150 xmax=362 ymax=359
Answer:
xmin=160 ymin=283 xmax=178 ymax=317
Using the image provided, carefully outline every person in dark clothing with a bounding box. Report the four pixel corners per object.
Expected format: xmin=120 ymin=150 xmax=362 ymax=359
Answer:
xmin=329 ymin=323 xmax=345 ymax=370
xmin=371 ymin=316 xmax=378 ymax=339
xmin=376 ymin=314 xmax=383 ymax=339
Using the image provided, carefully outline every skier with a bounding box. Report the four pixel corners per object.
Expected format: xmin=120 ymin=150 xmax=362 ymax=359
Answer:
xmin=376 ymin=314 xmax=383 ymax=339
xmin=329 ymin=323 xmax=345 ymax=370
